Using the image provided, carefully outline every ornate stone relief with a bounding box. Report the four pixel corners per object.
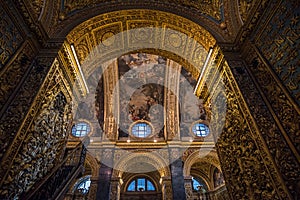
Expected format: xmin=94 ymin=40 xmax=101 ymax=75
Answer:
xmin=0 ymin=5 xmax=24 ymax=70
xmin=0 ymin=57 xmax=54 ymax=181
xmin=0 ymin=43 xmax=34 ymax=113
xmin=244 ymin=44 xmax=300 ymax=156
xmin=66 ymin=10 xmax=215 ymax=65
xmin=0 ymin=61 xmax=72 ymax=199
xmin=252 ymin=0 xmax=300 ymax=106
xmin=238 ymin=0 xmax=255 ymax=23
xmin=216 ymin=69 xmax=281 ymax=199
xmin=102 ymin=60 xmax=119 ymax=140
xmin=223 ymin=60 xmax=299 ymax=199
xmin=29 ymin=0 xmax=45 ymax=19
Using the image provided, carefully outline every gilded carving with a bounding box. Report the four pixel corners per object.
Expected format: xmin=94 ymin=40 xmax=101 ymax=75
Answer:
xmin=61 ymin=0 xmax=224 ymax=22
xmin=244 ymin=44 xmax=300 ymax=155
xmin=0 ymin=69 xmax=72 ymax=199
xmin=0 ymin=5 xmax=24 ymax=69
xmin=253 ymin=0 xmax=300 ymax=105
xmin=224 ymin=60 xmax=299 ymax=199
xmin=0 ymin=43 xmax=35 ymax=111
xmin=165 ymin=60 xmax=181 ymax=140
xmin=66 ymin=10 xmax=216 ymax=65
xmin=184 ymin=178 xmax=193 ymax=200
xmin=30 ymin=0 xmax=45 ymax=19
xmin=0 ymin=57 xmax=54 ymax=181
xmin=215 ymin=72 xmax=281 ymax=199
xmin=238 ymin=0 xmax=254 ymax=23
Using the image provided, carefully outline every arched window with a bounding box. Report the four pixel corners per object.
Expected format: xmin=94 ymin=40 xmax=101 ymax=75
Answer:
xmin=131 ymin=122 xmax=152 ymax=138
xmin=74 ymin=176 xmax=91 ymax=195
xmin=192 ymin=176 xmax=208 ymax=191
xmin=127 ymin=177 xmax=156 ymax=192
xmin=72 ymin=122 xmax=91 ymax=137
xmin=192 ymin=123 xmax=209 ymax=137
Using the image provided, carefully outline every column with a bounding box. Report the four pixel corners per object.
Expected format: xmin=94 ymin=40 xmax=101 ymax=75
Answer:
xmin=96 ymin=148 xmax=114 ymax=200
xmin=169 ymin=148 xmax=186 ymax=200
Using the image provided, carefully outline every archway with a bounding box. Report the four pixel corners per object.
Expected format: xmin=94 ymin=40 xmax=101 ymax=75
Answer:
xmin=1 ymin=1 xmax=298 ymax=199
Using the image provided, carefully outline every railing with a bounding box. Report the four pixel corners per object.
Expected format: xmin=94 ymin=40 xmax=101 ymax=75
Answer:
xmin=21 ymin=143 xmax=86 ymax=200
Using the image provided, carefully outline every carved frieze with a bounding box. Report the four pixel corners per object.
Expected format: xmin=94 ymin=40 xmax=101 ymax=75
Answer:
xmin=66 ymin=10 xmax=216 ymax=67
xmin=165 ymin=60 xmax=181 ymax=140
xmin=29 ymin=0 xmax=45 ymax=19
xmin=238 ymin=0 xmax=254 ymax=23
xmin=0 ymin=5 xmax=24 ymax=70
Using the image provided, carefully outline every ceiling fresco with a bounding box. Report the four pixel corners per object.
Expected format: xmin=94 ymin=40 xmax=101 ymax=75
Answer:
xmin=118 ymin=53 xmax=166 ymax=137
xmin=93 ymin=52 xmax=207 ymax=139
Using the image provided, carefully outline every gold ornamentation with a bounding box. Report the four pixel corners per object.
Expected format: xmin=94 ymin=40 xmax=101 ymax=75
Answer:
xmin=0 ymin=60 xmax=72 ymax=199
xmin=0 ymin=6 xmax=24 ymax=69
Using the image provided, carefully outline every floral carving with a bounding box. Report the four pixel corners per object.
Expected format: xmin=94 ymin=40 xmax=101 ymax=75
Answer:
xmin=0 ymin=5 xmax=24 ymax=69
xmin=0 ymin=90 xmax=71 ymax=199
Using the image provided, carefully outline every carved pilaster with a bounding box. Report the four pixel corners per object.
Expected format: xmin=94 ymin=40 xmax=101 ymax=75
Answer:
xmin=103 ymin=60 xmax=119 ymax=141
xmin=110 ymin=177 xmax=121 ymax=200
xmin=161 ymin=176 xmax=173 ymax=200
xmin=184 ymin=176 xmax=193 ymax=200
xmin=165 ymin=60 xmax=181 ymax=140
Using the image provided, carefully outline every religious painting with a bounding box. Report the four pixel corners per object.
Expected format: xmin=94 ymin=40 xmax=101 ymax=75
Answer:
xmin=118 ymin=53 xmax=166 ymax=137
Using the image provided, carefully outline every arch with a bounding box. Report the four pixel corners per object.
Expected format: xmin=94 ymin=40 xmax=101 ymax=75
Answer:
xmin=85 ymin=152 xmax=100 ymax=177
xmin=45 ymin=1 xmax=242 ymax=42
xmin=183 ymin=150 xmax=220 ymax=177
xmin=124 ymin=174 xmax=158 ymax=192
xmin=112 ymin=150 xmax=171 ymax=178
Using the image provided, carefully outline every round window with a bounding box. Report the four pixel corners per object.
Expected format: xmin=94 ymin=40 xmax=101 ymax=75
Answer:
xmin=192 ymin=123 xmax=209 ymax=137
xmin=131 ymin=122 xmax=152 ymax=138
xmin=72 ymin=122 xmax=91 ymax=137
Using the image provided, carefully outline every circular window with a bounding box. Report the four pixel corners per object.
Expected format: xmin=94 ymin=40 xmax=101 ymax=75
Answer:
xmin=192 ymin=123 xmax=209 ymax=137
xmin=131 ymin=121 xmax=152 ymax=138
xmin=72 ymin=122 xmax=91 ymax=137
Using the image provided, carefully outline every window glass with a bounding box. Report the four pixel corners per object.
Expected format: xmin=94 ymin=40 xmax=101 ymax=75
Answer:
xmin=72 ymin=122 xmax=90 ymax=137
xmin=192 ymin=177 xmax=208 ymax=191
xmin=127 ymin=177 xmax=156 ymax=192
xmin=75 ymin=176 xmax=91 ymax=194
xmin=192 ymin=123 xmax=209 ymax=137
xmin=131 ymin=122 xmax=152 ymax=138
xmin=127 ymin=180 xmax=136 ymax=191
xmin=147 ymin=180 xmax=155 ymax=191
